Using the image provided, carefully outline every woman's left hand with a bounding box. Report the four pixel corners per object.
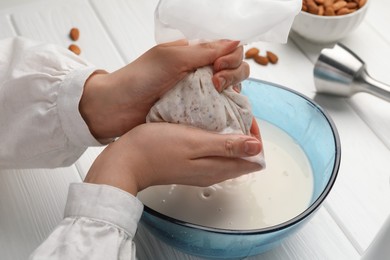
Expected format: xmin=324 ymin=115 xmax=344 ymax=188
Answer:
xmin=84 ymin=122 xmax=263 ymax=195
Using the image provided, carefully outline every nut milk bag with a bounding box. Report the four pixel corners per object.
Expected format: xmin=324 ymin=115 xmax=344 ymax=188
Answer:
xmin=147 ymin=0 xmax=301 ymax=167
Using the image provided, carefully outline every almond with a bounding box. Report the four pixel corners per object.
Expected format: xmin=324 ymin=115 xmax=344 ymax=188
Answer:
xmin=245 ymin=47 xmax=260 ymax=59
xmin=323 ymin=0 xmax=334 ymax=7
xmin=69 ymin=27 xmax=80 ymax=41
xmin=318 ymin=5 xmax=325 ymax=15
xmin=359 ymin=0 xmax=367 ymax=8
xmin=314 ymin=0 xmax=325 ymax=4
xmin=336 ymin=7 xmax=350 ymax=15
xmin=266 ymin=51 xmax=279 ymax=64
xmin=69 ymin=44 xmax=81 ymax=55
xmin=332 ymin=1 xmax=347 ymax=11
xmin=254 ymin=55 xmax=269 ymax=66
xmin=324 ymin=6 xmax=336 ymax=15
xmin=307 ymin=2 xmax=320 ymax=14
xmin=346 ymin=2 xmax=358 ymax=9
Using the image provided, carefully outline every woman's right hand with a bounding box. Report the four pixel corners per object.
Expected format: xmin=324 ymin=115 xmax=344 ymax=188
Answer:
xmin=80 ymin=40 xmax=249 ymax=141
xmin=84 ymin=122 xmax=263 ymax=195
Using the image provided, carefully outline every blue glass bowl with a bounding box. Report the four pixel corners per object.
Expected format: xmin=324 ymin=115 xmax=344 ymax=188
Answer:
xmin=140 ymin=79 xmax=341 ymax=259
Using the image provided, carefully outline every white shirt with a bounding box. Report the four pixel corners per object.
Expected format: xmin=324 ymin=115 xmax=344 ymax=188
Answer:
xmin=0 ymin=37 xmax=143 ymax=259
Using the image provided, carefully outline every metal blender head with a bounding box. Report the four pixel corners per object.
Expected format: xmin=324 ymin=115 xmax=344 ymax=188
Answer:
xmin=314 ymin=43 xmax=390 ymax=102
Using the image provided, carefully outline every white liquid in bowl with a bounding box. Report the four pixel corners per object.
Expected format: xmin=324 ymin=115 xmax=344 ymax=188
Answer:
xmin=138 ymin=119 xmax=314 ymax=230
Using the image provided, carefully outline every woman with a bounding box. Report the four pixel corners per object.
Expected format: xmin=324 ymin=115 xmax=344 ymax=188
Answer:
xmin=0 ymin=37 xmax=263 ymax=259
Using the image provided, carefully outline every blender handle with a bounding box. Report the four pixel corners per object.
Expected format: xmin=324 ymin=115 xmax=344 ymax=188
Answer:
xmin=359 ymin=70 xmax=390 ymax=102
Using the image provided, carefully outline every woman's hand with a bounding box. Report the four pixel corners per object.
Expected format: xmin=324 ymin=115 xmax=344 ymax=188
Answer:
xmin=79 ymin=40 xmax=249 ymax=140
xmin=84 ymin=122 xmax=263 ymax=196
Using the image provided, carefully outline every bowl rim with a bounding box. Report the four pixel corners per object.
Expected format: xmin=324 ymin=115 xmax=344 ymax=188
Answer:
xmin=142 ymin=78 xmax=341 ymax=235
xmin=299 ymin=1 xmax=369 ymax=20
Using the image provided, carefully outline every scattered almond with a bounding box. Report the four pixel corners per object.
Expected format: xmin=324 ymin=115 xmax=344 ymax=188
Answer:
xmin=245 ymin=47 xmax=260 ymax=59
xmin=69 ymin=27 xmax=80 ymax=41
xmin=69 ymin=44 xmax=81 ymax=55
xmin=245 ymin=48 xmax=279 ymax=67
xmin=254 ymin=55 xmax=269 ymax=66
xmin=266 ymin=51 xmax=279 ymax=64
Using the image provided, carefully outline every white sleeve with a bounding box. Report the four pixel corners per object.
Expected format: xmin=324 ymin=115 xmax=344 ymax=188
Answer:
xmin=0 ymin=37 xmax=103 ymax=169
xmin=29 ymin=183 xmax=144 ymax=260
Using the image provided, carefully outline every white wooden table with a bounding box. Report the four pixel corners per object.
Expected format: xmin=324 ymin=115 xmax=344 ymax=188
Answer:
xmin=0 ymin=0 xmax=389 ymax=259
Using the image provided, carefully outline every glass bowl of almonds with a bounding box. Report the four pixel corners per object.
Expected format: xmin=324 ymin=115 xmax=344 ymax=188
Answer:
xmin=291 ymin=0 xmax=369 ymax=43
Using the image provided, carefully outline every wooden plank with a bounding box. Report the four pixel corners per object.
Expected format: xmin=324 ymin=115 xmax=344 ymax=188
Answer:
xmin=0 ymin=167 xmax=82 ymax=260
xmin=89 ymin=0 xmax=159 ymax=63
xmin=0 ymin=4 xmax=85 ymax=260
xmin=75 ymin=147 xmax=104 ymax=180
xmin=10 ymin=0 xmax=124 ymax=72
xmin=7 ymin=0 xmax=127 ymax=179
xmin=289 ymin=19 xmax=390 ymax=150
xmin=0 ymin=15 xmax=15 ymax=38
xmin=0 ymin=1 xmax=127 ymax=259
xmin=74 ymin=0 xmax=166 ymax=179
xmin=285 ymin=0 xmax=390 ymax=249
xmin=245 ymin=40 xmax=317 ymax=95
xmin=317 ymin=94 xmax=390 ymax=251
xmin=135 ymin=207 xmax=360 ymax=260
xmin=0 ymin=0 xmax=63 ymax=10
xmin=365 ymin=0 xmax=390 ymax=44
xmin=341 ymin=20 xmax=390 ymax=150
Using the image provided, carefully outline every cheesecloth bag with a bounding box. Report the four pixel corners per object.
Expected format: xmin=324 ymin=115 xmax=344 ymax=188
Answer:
xmin=146 ymin=0 xmax=301 ymax=167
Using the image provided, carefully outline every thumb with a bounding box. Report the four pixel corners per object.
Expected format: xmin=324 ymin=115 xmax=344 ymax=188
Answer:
xmin=225 ymin=137 xmax=263 ymax=158
xmin=195 ymin=133 xmax=262 ymax=159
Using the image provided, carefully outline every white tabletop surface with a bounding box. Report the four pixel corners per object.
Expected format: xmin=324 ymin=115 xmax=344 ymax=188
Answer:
xmin=0 ymin=0 xmax=389 ymax=259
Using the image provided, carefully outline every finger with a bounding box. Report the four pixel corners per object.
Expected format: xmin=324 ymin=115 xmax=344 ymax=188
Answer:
xmin=193 ymin=132 xmax=262 ymax=159
xmin=250 ymin=117 xmax=261 ymax=141
xmin=212 ymin=62 xmax=250 ymax=92
xmin=183 ymin=40 xmax=240 ymax=70
xmin=189 ymin=157 xmax=262 ymax=186
xmin=213 ymin=45 xmax=244 ymax=72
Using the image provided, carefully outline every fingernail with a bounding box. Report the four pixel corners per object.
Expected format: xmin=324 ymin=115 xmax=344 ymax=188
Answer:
xmin=244 ymin=140 xmax=261 ymax=156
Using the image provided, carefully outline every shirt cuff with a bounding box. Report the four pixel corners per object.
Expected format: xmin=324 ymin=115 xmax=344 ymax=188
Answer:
xmin=64 ymin=183 xmax=144 ymax=237
xmin=57 ymin=67 xmax=103 ymax=147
